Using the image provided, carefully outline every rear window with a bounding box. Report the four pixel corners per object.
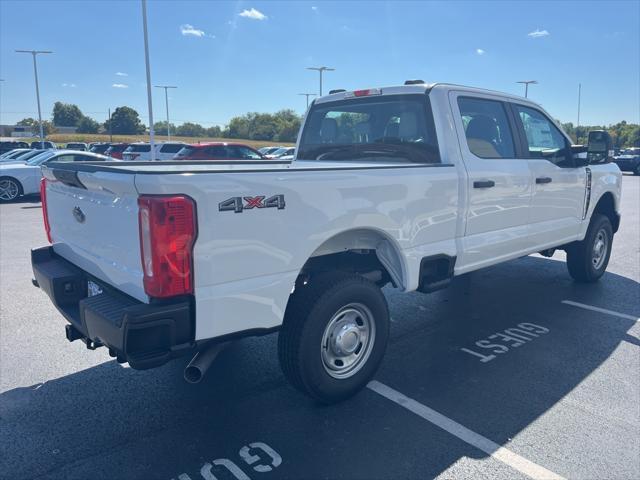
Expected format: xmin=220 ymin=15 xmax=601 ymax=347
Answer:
xmin=175 ymin=146 xmax=196 ymax=157
xmin=126 ymin=144 xmax=151 ymax=153
xmin=297 ymin=94 xmax=440 ymax=163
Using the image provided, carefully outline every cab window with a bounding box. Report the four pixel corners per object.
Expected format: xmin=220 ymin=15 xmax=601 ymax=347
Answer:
xmin=514 ymin=105 xmax=569 ymax=165
xmin=457 ymin=97 xmax=515 ymax=159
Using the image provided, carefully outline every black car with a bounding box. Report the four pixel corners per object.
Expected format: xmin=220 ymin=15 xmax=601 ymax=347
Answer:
xmin=0 ymin=141 xmax=30 ymax=154
xmin=31 ymin=140 xmax=57 ymax=150
xmin=613 ymin=148 xmax=640 ymax=175
xmin=89 ymin=143 xmax=112 ymax=155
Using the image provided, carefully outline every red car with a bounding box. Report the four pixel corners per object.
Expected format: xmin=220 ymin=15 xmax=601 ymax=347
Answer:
xmin=104 ymin=143 xmax=130 ymax=160
xmin=173 ymin=142 xmax=266 ymax=161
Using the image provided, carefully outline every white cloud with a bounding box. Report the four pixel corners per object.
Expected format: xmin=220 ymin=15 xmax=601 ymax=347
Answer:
xmin=115 ymin=72 xmax=128 ymax=77
xmin=180 ymin=23 xmax=206 ymax=37
xmin=239 ymin=8 xmax=267 ymax=20
xmin=311 ymin=6 xmax=318 ymax=11
xmin=476 ymin=48 xmax=485 ymax=55
xmin=528 ymin=29 xmax=549 ymax=38
xmin=62 ymin=83 xmax=77 ymax=88
xmin=112 ymin=83 xmax=128 ymax=89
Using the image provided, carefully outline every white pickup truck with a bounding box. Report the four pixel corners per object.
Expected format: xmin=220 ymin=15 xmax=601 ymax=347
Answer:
xmin=32 ymin=82 xmax=622 ymax=403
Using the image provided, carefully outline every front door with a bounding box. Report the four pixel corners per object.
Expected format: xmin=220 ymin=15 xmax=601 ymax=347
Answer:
xmin=450 ymin=92 xmax=534 ymax=273
xmin=511 ymin=103 xmax=586 ymax=248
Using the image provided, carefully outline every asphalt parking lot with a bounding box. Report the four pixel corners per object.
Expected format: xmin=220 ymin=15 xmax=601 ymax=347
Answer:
xmin=1 ymin=175 xmax=638 ymax=480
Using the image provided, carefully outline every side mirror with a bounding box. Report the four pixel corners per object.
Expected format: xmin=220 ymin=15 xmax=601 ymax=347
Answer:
xmin=587 ymin=130 xmax=613 ymax=164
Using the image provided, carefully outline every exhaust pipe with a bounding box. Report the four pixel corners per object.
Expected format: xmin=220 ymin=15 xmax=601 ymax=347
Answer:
xmin=184 ymin=342 xmax=229 ymax=384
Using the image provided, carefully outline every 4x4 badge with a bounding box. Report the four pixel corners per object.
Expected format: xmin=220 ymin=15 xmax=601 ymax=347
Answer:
xmin=219 ymin=194 xmax=286 ymax=213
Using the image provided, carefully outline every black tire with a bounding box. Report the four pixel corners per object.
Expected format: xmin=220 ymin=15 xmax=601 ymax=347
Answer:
xmin=566 ymin=214 xmax=613 ymax=282
xmin=0 ymin=177 xmax=22 ymax=202
xmin=278 ymin=272 xmax=390 ymax=404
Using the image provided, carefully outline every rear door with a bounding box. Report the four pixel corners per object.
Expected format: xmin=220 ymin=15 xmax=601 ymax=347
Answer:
xmin=449 ymin=91 xmax=533 ymax=271
xmin=510 ymin=103 xmax=586 ymax=246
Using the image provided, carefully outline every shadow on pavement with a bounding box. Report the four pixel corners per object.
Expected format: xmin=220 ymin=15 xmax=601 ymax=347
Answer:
xmin=1 ymin=256 xmax=638 ymax=480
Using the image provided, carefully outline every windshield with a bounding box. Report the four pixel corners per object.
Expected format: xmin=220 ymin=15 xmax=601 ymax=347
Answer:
xmin=26 ymin=151 xmax=57 ymax=165
xmin=297 ymin=94 xmax=440 ymax=163
xmin=14 ymin=150 xmax=45 ymax=162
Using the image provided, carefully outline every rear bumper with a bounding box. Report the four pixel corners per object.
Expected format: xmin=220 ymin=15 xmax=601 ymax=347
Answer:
xmin=31 ymin=246 xmax=194 ymax=369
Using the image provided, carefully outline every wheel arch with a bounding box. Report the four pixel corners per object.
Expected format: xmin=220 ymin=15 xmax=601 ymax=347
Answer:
xmin=298 ymin=228 xmax=407 ymax=291
xmin=592 ymin=191 xmax=620 ymax=233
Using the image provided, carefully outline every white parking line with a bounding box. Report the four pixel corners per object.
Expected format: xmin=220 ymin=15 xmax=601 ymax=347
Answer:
xmin=561 ymin=300 xmax=640 ymax=321
xmin=367 ymin=380 xmax=565 ymax=480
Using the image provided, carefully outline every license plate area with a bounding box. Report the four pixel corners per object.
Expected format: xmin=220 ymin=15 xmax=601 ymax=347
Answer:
xmin=88 ymin=280 xmax=103 ymax=297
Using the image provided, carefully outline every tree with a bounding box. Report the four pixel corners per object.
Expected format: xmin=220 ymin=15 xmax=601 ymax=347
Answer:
xmin=104 ymin=106 xmax=145 ymax=134
xmin=206 ymin=125 xmax=222 ymax=138
xmin=174 ymin=122 xmax=206 ymax=137
xmin=17 ymin=117 xmax=55 ymax=135
xmin=52 ymin=102 xmax=83 ymax=127
xmin=153 ymin=121 xmax=176 ymax=135
xmin=76 ymin=116 xmax=100 ymax=134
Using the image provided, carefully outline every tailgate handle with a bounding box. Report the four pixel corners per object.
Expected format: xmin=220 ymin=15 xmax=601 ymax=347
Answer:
xmin=52 ymin=169 xmax=86 ymax=189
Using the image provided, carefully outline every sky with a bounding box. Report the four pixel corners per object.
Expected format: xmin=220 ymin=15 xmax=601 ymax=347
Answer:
xmin=1 ymin=0 xmax=638 ymax=128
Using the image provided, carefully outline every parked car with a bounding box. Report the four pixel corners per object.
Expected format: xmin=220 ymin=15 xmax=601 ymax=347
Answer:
xmin=104 ymin=143 xmax=130 ymax=160
xmin=0 ymin=141 xmax=30 ymax=154
xmin=0 ymin=148 xmax=32 ymax=161
xmin=258 ymin=146 xmax=283 ymax=155
xmin=122 ymin=142 xmax=186 ymax=161
xmin=31 ymin=141 xmax=57 ymax=150
xmin=613 ymin=147 xmax=640 ymax=175
xmin=32 ymin=82 xmax=621 ymax=403
xmin=173 ymin=142 xmax=265 ymax=160
xmin=89 ymin=143 xmax=111 ymax=155
xmin=265 ymin=147 xmax=295 ymax=159
xmin=65 ymin=142 xmax=88 ymax=151
xmin=0 ymin=150 xmax=108 ymax=202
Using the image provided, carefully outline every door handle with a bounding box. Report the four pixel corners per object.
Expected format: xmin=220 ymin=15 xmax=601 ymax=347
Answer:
xmin=536 ymin=177 xmax=552 ymax=184
xmin=473 ymin=180 xmax=495 ymax=189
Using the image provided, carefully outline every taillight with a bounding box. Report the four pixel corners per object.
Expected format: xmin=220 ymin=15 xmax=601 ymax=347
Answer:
xmin=138 ymin=195 xmax=197 ymax=298
xmin=40 ymin=178 xmax=52 ymax=243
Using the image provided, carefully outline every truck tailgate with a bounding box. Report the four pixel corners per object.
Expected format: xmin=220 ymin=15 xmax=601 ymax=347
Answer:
xmin=42 ymin=167 xmax=146 ymax=302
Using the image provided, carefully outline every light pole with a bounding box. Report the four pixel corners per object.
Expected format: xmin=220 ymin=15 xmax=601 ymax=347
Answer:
xmin=298 ymin=93 xmax=316 ymax=110
xmin=141 ymin=0 xmax=156 ymax=160
xmin=15 ymin=50 xmax=52 ymax=148
xmin=516 ymin=80 xmax=538 ymax=98
xmin=306 ymin=66 xmax=335 ymax=96
xmin=577 ymin=83 xmax=581 ymax=128
xmin=154 ymin=85 xmax=177 ymax=140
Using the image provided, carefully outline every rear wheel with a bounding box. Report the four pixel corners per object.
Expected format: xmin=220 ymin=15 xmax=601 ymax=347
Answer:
xmin=278 ymin=272 xmax=389 ymax=403
xmin=0 ymin=178 xmax=21 ymax=202
xmin=566 ymin=214 xmax=613 ymax=282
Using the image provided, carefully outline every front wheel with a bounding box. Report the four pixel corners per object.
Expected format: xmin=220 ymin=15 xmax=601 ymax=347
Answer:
xmin=0 ymin=178 xmax=21 ymax=202
xmin=566 ymin=214 xmax=613 ymax=282
xmin=278 ymin=272 xmax=390 ymax=403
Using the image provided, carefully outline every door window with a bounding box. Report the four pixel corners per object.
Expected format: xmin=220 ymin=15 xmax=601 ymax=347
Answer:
xmin=514 ymin=105 xmax=568 ymax=165
xmin=160 ymin=143 xmax=184 ymax=154
xmin=458 ymin=97 xmax=515 ymax=159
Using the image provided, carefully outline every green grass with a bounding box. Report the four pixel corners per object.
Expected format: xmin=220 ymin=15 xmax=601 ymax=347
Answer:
xmin=22 ymin=133 xmax=293 ymax=149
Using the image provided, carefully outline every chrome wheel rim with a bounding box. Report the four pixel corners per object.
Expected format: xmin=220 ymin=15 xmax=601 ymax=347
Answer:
xmin=0 ymin=180 xmax=19 ymax=201
xmin=592 ymin=228 xmax=609 ymax=270
xmin=321 ymin=303 xmax=376 ymax=379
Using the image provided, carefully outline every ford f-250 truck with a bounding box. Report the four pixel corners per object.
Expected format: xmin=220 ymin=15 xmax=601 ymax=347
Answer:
xmin=32 ymin=82 xmax=622 ymax=403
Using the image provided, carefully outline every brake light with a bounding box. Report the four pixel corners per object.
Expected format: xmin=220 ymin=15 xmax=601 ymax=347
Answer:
xmin=138 ymin=195 xmax=197 ymax=298
xmin=350 ymin=88 xmax=382 ymax=97
xmin=40 ymin=178 xmax=52 ymax=243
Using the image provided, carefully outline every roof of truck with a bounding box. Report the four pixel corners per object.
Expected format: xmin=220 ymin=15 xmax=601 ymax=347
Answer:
xmin=315 ymin=82 xmax=537 ymax=106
